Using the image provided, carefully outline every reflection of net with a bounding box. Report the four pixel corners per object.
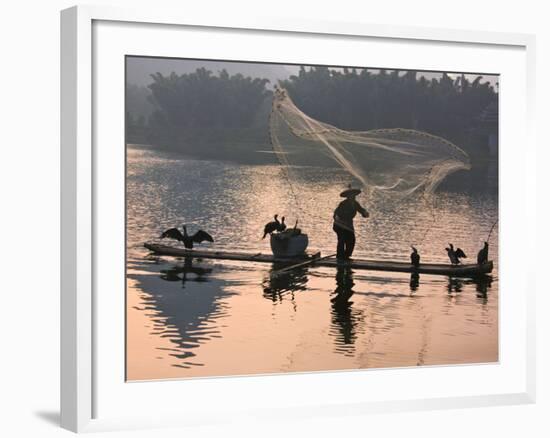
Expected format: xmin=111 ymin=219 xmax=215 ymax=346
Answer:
xmin=269 ymin=87 xmax=471 ymax=202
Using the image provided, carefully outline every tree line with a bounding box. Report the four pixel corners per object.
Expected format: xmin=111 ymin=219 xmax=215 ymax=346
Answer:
xmin=126 ymin=66 xmax=497 ymax=172
xmin=280 ymin=66 xmax=497 ymax=149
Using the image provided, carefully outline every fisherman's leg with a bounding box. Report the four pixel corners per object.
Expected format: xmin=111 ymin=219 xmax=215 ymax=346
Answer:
xmin=341 ymin=230 xmax=351 ymax=259
xmin=344 ymin=232 xmax=356 ymax=259
xmin=337 ymin=234 xmax=346 ymax=260
xmin=333 ymin=225 xmax=346 ymax=260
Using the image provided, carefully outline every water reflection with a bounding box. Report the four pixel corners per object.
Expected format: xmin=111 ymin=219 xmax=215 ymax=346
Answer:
xmin=129 ymin=259 xmax=232 ymax=368
xmin=330 ymin=267 xmax=363 ymax=356
xmin=474 ymin=275 xmax=493 ymax=299
xmin=409 ymin=272 xmax=420 ymax=293
xmin=445 ymin=275 xmax=493 ymax=299
xmin=263 ymin=263 xmax=309 ymax=303
xmin=447 ymin=277 xmax=464 ymax=294
xmin=126 ymin=147 xmax=499 ymax=379
xmin=159 ymin=257 xmax=213 ymax=288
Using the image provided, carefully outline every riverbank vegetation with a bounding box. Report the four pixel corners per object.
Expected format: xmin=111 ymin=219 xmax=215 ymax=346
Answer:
xmin=126 ymin=65 xmax=497 ymax=189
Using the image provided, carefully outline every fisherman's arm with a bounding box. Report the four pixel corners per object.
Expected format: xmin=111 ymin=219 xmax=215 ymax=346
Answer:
xmin=356 ymin=202 xmax=369 ymax=218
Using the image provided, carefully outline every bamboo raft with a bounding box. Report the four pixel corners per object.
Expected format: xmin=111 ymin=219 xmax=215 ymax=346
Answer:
xmin=144 ymin=243 xmax=493 ymax=277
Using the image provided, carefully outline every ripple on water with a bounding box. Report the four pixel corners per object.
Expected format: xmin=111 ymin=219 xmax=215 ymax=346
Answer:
xmin=126 ymin=146 xmax=499 ymax=380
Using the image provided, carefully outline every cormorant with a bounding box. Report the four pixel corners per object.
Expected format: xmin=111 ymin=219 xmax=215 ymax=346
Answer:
xmin=477 ymin=241 xmax=489 ymax=265
xmin=262 ymin=214 xmax=280 ymax=239
xmin=445 ymin=243 xmax=467 ymax=265
xmin=160 ymin=225 xmax=214 ymax=249
xmin=277 ymin=216 xmax=287 ymax=232
xmin=410 ymin=246 xmax=420 ymax=267
xmin=291 ymin=219 xmax=301 ymax=235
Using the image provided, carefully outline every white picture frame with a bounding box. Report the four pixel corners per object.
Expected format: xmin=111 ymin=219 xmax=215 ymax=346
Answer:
xmin=60 ymin=4 xmax=537 ymax=433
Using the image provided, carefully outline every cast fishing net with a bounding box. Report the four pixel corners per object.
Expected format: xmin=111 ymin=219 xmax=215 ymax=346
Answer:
xmin=268 ymin=86 xmax=472 ymax=245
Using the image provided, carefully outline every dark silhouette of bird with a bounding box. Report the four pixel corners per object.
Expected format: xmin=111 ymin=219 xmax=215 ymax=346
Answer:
xmin=160 ymin=225 xmax=214 ymax=249
xmin=445 ymin=243 xmax=467 ymax=265
xmin=477 ymin=241 xmax=489 ymax=265
xmin=277 ymin=216 xmax=287 ymax=232
xmin=410 ymin=246 xmax=420 ymax=267
xmin=262 ymin=214 xmax=280 ymax=239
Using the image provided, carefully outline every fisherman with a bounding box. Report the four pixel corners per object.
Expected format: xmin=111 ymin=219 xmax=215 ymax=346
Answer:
xmin=333 ymin=186 xmax=369 ymax=261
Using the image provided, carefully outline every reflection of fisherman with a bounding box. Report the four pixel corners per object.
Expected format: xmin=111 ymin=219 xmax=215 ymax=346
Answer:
xmin=332 ymin=266 xmax=355 ymax=306
xmin=331 ymin=266 xmax=357 ymax=348
xmin=333 ymin=187 xmax=369 ymax=261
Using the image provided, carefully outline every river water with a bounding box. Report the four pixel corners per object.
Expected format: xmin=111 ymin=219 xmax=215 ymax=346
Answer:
xmin=126 ymin=145 xmax=498 ymax=381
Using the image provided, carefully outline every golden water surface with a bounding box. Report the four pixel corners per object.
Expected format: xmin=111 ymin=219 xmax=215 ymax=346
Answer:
xmin=126 ymin=145 xmax=498 ymax=381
